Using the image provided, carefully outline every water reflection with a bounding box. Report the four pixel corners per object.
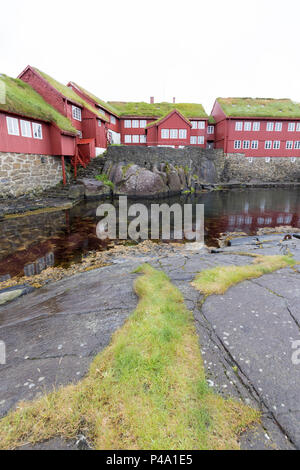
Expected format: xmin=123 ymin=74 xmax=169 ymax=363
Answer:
xmin=0 ymin=188 xmax=299 ymax=280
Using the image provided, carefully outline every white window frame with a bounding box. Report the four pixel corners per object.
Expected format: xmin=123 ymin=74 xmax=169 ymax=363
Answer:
xmin=275 ymin=122 xmax=282 ymax=132
xmin=140 ymin=135 xmax=147 ymax=143
xmin=179 ymin=129 xmax=187 ymax=139
xmin=98 ymin=119 xmax=102 ymax=127
xmin=170 ymin=129 xmax=178 ymax=139
xmin=191 ymin=121 xmax=198 ymax=130
xmin=253 ymin=122 xmax=260 ymax=131
xmin=251 ymin=140 xmax=258 ymax=149
xmin=294 ymin=141 xmax=300 ymax=149
xmin=198 ymin=121 xmax=205 ymax=130
xmin=110 ymin=115 xmax=116 ymax=125
xmin=288 ymin=122 xmax=296 ymax=132
xmin=235 ymin=121 xmax=243 ymax=131
xmin=6 ymin=117 xmax=19 ymax=136
xmin=190 ymin=136 xmax=197 ymax=145
xmin=296 ymin=123 xmax=300 ymax=132
xmin=234 ymin=140 xmax=241 ymax=149
xmin=266 ymin=122 xmax=274 ymax=131
xmin=132 ymin=120 xmax=139 ymax=128
xmin=243 ymin=140 xmax=250 ymax=149
xmin=286 ymin=141 xmax=293 ymax=149
xmin=244 ymin=122 xmax=251 ymax=131
xmin=207 ymin=126 xmax=214 ymax=134
xmin=32 ymin=123 xmax=43 ymax=140
xmin=20 ymin=120 xmax=32 ymax=138
xmin=124 ymin=120 xmax=132 ymax=128
xmin=124 ymin=135 xmax=132 ymax=143
xmin=273 ymin=140 xmax=280 ymax=149
xmin=140 ymin=120 xmax=146 ymax=128
xmin=198 ymin=136 xmax=204 ymax=145
xmin=161 ymin=129 xmax=170 ymax=139
xmin=72 ymin=106 xmax=82 ymax=122
xmin=132 ymin=135 xmax=139 ymax=143
xmin=265 ymin=140 xmax=272 ymax=149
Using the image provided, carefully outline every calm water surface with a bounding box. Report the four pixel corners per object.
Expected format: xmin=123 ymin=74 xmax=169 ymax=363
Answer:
xmin=0 ymin=188 xmax=299 ymax=280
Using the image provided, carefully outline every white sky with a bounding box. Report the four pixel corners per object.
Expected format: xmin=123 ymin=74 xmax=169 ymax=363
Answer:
xmin=1 ymin=0 xmax=300 ymax=115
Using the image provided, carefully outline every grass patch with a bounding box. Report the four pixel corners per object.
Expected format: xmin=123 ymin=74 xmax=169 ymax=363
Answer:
xmin=0 ymin=264 xmax=258 ymax=450
xmin=95 ymin=174 xmax=114 ymax=189
xmin=217 ymin=97 xmax=300 ymax=118
xmin=108 ymin=101 xmax=208 ymax=119
xmin=192 ymin=254 xmax=295 ymax=296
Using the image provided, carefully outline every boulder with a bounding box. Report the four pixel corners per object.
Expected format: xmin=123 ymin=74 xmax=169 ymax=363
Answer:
xmin=77 ymin=178 xmax=112 ymax=199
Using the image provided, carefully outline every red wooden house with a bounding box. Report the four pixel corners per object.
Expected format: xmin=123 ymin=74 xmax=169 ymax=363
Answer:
xmin=212 ymin=98 xmax=300 ymax=159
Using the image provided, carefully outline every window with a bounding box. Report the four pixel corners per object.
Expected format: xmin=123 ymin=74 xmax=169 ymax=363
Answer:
xmin=132 ymin=120 xmax=139 ymax=128
xmin=132 ymin=135 xmax=139 ymax=143
xmin=140 ymin=120 xmax=146 ymax=128
xmin=140 ymin=135 xmax=147 ymax=143
xmin=124 ymin=135 xmax=132 ymax=143
xmin=266 ymin=122 xmax=274 ymax=131
xmin=20 ymin=120 xmax=32 ymax=138
xmin=198 ymin=136 xmax=204 ymax=145
xmin=273 ymin=140 xmax=280 ymax=149
xmin=72 ymin=106 xmax=82 ymax=121
xmin=243 ymin=140 xmax=250 ymax=149
xmin=234 ymin=140 xmax=241 ymax=149
xmin=207 ymin=126 xmax=214 ymax=134
xmin=32 ymin=123 xmax=43 ymax=140
xmin=110 ymin=115 xmax=116 ymax=125
xmin=161 ymin=129 xmax=170 ymax=139
xmin=275 ymin=122 xmax=282 ymax=131
xmin=179 ymin=129 xmax=187 ymax=139
xmin=253 ymin=122 xmax=260 ymax=131
xmin=286 ymin=141 xmax=293 ymax=149
xmin=235 ymin=121 xmax=243 ymax=131
xmin=244 ymin=122 xmax=251 ymax=131
xmin=288 ymin=122 xmax=295 ymax=132
xmin=190 ymin=136 xmax=197 ymax=144
xmin=294 ymin=141 xmax=300 ymax=149
xmin=265 ymin=140 xmax=272 ymax=149
xmin=251 ymin=140 xmax=258 ymax=149
xmin=191 ymin=121 xmax=198 ymax=130
xmin=98 ymin=120 xmax=102 ymax=127
xmin=198 ymin=121 xmax=205 ymax=129
xmin=124 ymin=120 xmax=131 ymax=128
xmin=6 ymin=117 xmax=19 ymax=136
xmin=170 ymin=129 xmax=178 ymax=139
xmin=98 ymin=108 xmax=105 ymax=116
xmin=297 ymin=123 xmax=300 ymax=132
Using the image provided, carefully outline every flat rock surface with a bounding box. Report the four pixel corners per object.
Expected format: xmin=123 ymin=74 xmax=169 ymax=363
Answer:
xmin=1 ymin=238 xmax=300 ymax=450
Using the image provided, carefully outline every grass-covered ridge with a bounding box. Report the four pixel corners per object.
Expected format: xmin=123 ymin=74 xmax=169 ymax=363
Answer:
xmin=0 ymin=75 xmax=77 ymax=134
xmin=192 ymin=254 xmax=295 ymax=296
xmin=0 ymin=264 xmax=258 ymax=450
xmin=217 ymin=97 xmax=300 ymax=118
xmin=34 ymin=68 xmax=109 ymax=122
xmin=108 ymin=101 xmax=208 ymax=119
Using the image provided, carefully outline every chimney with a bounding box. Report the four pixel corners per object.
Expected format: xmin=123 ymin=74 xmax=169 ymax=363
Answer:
xmin=150 ymin=97 xmax=154 ymax=104
xmin=173 ymin=97 xmax=176 ymax=104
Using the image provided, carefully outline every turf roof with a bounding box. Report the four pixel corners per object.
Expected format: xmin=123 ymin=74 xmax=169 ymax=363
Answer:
xmin=217 ymin=97 xmax=300 ymax=118
xmin=69 ymin=82 xmax=119 ymax=117
xmin=108 ymin=101 xmax=208 ymax=119
xmin=0 ymin=74 xmax=77 ymax=134
xmin=33 ymin=68 xmax=109 ymax=122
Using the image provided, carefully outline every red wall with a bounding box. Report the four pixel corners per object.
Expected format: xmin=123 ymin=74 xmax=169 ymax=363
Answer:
xmin=156 ymin=113 xmax=191 ymax=147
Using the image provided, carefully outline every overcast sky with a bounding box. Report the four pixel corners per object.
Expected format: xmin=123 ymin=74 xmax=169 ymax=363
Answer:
xmin=1 ymin=0 xmax=300 ymax=114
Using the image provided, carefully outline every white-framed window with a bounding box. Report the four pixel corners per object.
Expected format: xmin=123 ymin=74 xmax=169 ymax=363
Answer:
xmin=179 ymin=129 xmax=187 ymax=139
xmin=32 ymin=123 xmax=43 ymax=140
xmin=275 ymin=122 xmax=282 ymax=131
xmin=140 ymin=120 xmax=146 ymax=128
xmin=124 ymin=120 xmax=131 ymax=128
xmin=207 ymin=126 xmax=214 ymax=134
xmin=288 ymin=122 xmax=296 ymax=132
xmin=72 ymin=106 xmax=82 ymax=121
xmin=198 ymin=121 xmax=205 ymax=129
xmin=20 ymin=120 xmax=32 ymax=138
xmin=140 ymin=135 xmax=147 ymax=143
xmin=98 ymin=119 xmax=102 ymax=127
xmin=234 ymin=140 xmax=241 ymax=149
xmin=265 ymin=140 xmax=272 ymax=149
xmin=294 ymin=141 xmax=300 ymax=149
xmin=6 ymin=117 xmax=19 ymax=136
xmin=273 ymin=140 xmax=280 ymax=149
xmin=243 ymin=140 xmax=250 ymax=149
xmin=170 ymin=129 xmax=178 ymax=139
xmin=132 ymin=135 xmax=139 ymax=143
xmin=191 ymin=121 xmax=198 ymax=130
xmin=266 ymin=122 xmax=274 ymax=131
xmin=190 ymin=136 xmax=197 ymax=145
xmin=297 ymin=123 xmax=300 ymax=132
xmin=244 ymin=122 xmax=251 ymax=131
xmin=110 ymin=115 xmax=116 ymax=125
xmin=198 ymin=136 xmax=204 ymax=145
xmin=253 ymin=122 xmax=260 ymax=131
xmin=265 ymin=157 xmax=271 ymax=162
xmin=132 ymin=120 xmax=139 ymax=128
xmin=124 ymin=135 xmax=132 ymax=143
xmin=291 ymin=157 xmax=296 ymax=163
xmin=251 ymin=140 xmax=258 ymax=149
xmin=98 ymin=108 xmax=105 ymax=116
xmin=161 ymin=129 xmax=170 ymax=139
xmin=286 ymin=141 xmax=293 ymax=149
xmin=235 ymin=121 xmax=243 ymax=131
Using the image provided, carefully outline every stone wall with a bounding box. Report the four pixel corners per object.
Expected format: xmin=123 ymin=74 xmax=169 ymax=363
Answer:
xmin=0 ymin=152 xmax=65 ymax=198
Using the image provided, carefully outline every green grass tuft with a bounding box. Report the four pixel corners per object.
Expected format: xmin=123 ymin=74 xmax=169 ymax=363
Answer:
xmin=95 ymin=174 xmax=114 ymax=189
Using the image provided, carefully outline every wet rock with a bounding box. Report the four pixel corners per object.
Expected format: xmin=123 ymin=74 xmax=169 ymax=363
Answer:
xmin=68 ymin=184 xmax=85 ymax=200
xmin=0 ymin=284 xmax=34 ymax=306
xmin=77 ymin=178 xmax=112 ymax=199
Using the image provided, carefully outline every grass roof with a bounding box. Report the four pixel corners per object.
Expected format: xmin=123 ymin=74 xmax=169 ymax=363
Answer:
xmin=34 ymin=68 xmax=109 ymax=122
xmin=0 ymin=74 xmax=77 ymax=134
xmin=217 ymin=97 xmax=300 ymax=118
xmin=108 ymin=101 xmax=208 ymax=119
xmin=70 ymin=83 xmax=119 ymax=117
